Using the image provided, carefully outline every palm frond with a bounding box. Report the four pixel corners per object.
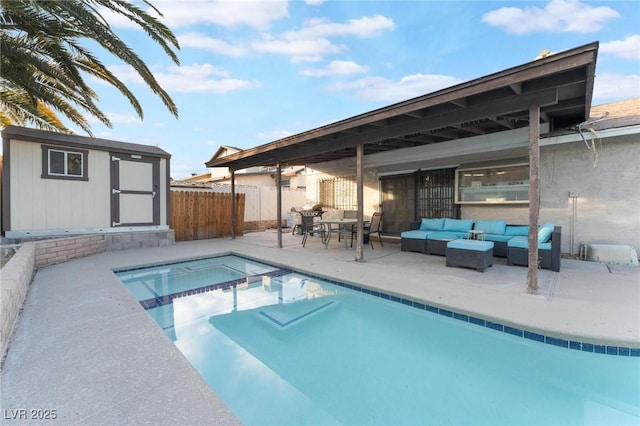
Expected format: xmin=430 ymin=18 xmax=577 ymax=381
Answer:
xmin=0 ymin=0 xmax=181 ymax=134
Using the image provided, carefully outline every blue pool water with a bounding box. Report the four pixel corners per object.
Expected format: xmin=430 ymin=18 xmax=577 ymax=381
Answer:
xmin=116 ymin=255 xmax=640 ymax=426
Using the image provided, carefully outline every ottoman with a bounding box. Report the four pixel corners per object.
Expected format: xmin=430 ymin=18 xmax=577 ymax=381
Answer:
xmin=427 ymin=232 xmax=458 ymax=256
xmin=446 ymin=239 xmax=494 ymax=272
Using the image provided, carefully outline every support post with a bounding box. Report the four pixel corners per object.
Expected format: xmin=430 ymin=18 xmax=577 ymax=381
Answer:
xmin=356 ymin=143 xmax=364 ymax=261
xmin=276 ymin=163 xmax=282 ymax=248
xmin=527 ymin=103 xmax=540 ymax=293
xmin=230 ymin=169 xmax=236 ymax=240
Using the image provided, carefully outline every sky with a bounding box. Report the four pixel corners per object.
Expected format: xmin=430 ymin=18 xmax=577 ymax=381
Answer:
xmin=78 ymin=0 xmax=640 ymax=179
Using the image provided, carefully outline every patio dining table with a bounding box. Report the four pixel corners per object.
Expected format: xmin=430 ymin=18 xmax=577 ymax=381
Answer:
xmin=317 ymin=218 xmax=364 ymax=248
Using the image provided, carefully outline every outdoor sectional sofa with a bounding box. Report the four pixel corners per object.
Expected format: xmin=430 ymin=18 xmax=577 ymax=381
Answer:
xmin=400 ymin=218 xmax=472 ymax=254
xmin=400 ymin=218 xmax=561 ymax=271
xmin=507 ymin=225 xmax=561 ymax=272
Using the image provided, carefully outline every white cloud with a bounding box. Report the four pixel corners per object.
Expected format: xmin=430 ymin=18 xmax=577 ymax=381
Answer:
xmin=593 ymin=72 xmax=640 ymax=102
xmin=103 ymin=64 xmax=259 ymax=94
xmin=284 ymin=15 xmax=395 ymax=39
xmin=159 ymin=64 xmax=260 ymax=93
xmin=600 ymin=35 xmax=640 ymax=60
xmin=86 ymin=113 xmax=140 ymax=125
xmin=302 ymin=60 xmax=368 ymax=77
xmin=305 ymin=0 xmax=324 ymax=5
xmin=178 ymin=32 xmax=246 ymax=56
xmin=252 ymin=37 xmax=344 ymax=62
xmin=252 ymin=15 xmax=394 ymax=62
xmin=102 ymin=0 xmax=289 ymax=30
xmin=330 ymin=74 xmax=463 ymax=103
xmin=105 ymin=112 xmax=142 ymax=124
xmin=482 ymin=0 xmax=619 ymax=35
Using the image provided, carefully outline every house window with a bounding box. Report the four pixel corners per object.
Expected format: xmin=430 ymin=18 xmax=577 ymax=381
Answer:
xmin=42 ymin=145 xmax=89 ymax=181
xmin=318 ymin=175 xmax=357 ymax=209
xmin=456 ymin=163 xmax=529 ymax=204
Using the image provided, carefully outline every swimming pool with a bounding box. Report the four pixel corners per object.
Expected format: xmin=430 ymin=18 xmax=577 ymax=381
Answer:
xmin=116 ymin=255 xmax=640 ymax=425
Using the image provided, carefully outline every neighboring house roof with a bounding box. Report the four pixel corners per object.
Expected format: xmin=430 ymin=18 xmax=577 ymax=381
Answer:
xmin=181 ymin=172 xmax=213 ymax=183
xmin=1 ymin=125 xmax=172 ymax=158
xmin=202 ymin=165 xmax=306 ymax=183
xmin=587 ymin=97 xmax=640 ymax=130
xmin=206 ymin=145 xmax=243 ymax=164
xmin=206 ymin=42 xmax=598 ymax=170
xmin=281 ymin=166 xmax=306 ymax=177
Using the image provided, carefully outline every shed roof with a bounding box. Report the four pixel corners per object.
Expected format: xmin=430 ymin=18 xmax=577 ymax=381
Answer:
xmin=1 ymin=125 xmax=172 ymax=158
xmin=206 ymin=42 xmax=598 ymax=171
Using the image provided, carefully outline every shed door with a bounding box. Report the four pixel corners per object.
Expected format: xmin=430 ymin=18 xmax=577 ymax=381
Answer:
xmin=111 ymin=153 xmax=160 ymax=227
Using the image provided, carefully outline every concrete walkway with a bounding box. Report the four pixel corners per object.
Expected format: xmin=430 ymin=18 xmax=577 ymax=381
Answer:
xmin=2 ymin=231 xmax=639 ymax=425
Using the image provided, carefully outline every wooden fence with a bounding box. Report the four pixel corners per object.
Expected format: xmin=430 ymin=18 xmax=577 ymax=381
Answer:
xmin=171 ymin=191 xmax=245 ymax=241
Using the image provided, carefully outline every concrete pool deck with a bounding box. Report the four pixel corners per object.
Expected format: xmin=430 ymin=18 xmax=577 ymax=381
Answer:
xmin=2 ymin=230 xmax=639 ymax=424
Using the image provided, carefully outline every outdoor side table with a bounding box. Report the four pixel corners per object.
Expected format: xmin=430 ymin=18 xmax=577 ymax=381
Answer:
xmin=467 ymin=230 xmax=486 ymax=240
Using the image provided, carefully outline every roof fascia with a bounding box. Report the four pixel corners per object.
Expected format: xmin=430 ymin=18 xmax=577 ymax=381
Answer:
xmin=2 ymin=125 xmax=172 ymax=158
xmin=540 ymin=125 xmax=640 ymax=146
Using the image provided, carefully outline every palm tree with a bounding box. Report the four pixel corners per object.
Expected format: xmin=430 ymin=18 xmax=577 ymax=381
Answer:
xmin=0 ymin=0 xmax=180 ymax=135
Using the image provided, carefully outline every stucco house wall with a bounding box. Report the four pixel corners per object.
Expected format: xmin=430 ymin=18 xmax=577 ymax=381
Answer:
xmin=304 ymin=168 xmax=381 ymax=219
xmin=461 ymin=135 xmax=640 ymax=254
xmin=302 ymin=122 xmax=640 ymax=256
xmin=539 ymin=134 xmax=639 ymax=252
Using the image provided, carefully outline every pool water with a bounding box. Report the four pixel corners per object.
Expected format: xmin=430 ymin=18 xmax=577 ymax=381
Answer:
xmin=116 ymin=255 xmax=640 ymax=426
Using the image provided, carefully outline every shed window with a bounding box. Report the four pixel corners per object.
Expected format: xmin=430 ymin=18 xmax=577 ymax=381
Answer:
xmin=42 ymin=145 xmax=89 ymax=181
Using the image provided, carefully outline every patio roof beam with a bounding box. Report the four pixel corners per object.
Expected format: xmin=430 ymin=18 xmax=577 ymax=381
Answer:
xmin=292 ymin=89 xmax=558 ymax=162
xmin=215 ymin=88 xmax=560 ymax=170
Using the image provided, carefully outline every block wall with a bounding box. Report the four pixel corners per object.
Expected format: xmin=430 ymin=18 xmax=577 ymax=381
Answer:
xmin=1 ymin=230 xmax=175 ymax=360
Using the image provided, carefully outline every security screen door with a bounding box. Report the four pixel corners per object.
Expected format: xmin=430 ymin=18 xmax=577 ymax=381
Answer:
xmin=380 ymin=168 xmax=458 ymax=235
xmin=380 ymin=174 xmax=414 ymax=235
xmin=110 ymin=153 xmax=160 ymax=227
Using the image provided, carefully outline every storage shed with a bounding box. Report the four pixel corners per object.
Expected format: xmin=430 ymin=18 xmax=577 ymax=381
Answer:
xmin=1 ymin=126 xmax=171 ymax=238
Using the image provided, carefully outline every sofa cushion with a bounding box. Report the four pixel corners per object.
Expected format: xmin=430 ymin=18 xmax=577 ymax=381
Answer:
xmin=484 ymin=234 xmax=512 ymax=243
xmin=505 ymin=225 xmax=529 ymax=236
xmin=427 ymin=231 xmax=467 ymax=240
xmin=443 ymin=218 xmax=474 ymax=232
xmin=507 ymin=236 xmax=552 ymax=251
xmin=447 ymin=239 xmax=494 ymax=251
xmin=401 ymin=230 xmax=430 ymax=240
xmin=538 ymin=223 xmax=554 ymax=243
xmin=474 ymin=220 xmax=506 ymax=235
xmin=420 ymin=218 xmax=445 ymax=231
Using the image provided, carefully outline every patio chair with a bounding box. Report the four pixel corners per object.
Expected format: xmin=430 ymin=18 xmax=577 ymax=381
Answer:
xmin=301 ymin=215 xmax=326 ymax=247
xmin=351 ymin=212 xmax=383 ymax=249
xmin=292 ymin=209 xmax=324 ymax=235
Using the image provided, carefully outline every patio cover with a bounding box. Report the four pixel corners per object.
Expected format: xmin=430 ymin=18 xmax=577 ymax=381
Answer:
xmin=206 ymin=42 xmax=597 ymax=171
xmin=205 ymin=42 xmax=598 ymax=273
